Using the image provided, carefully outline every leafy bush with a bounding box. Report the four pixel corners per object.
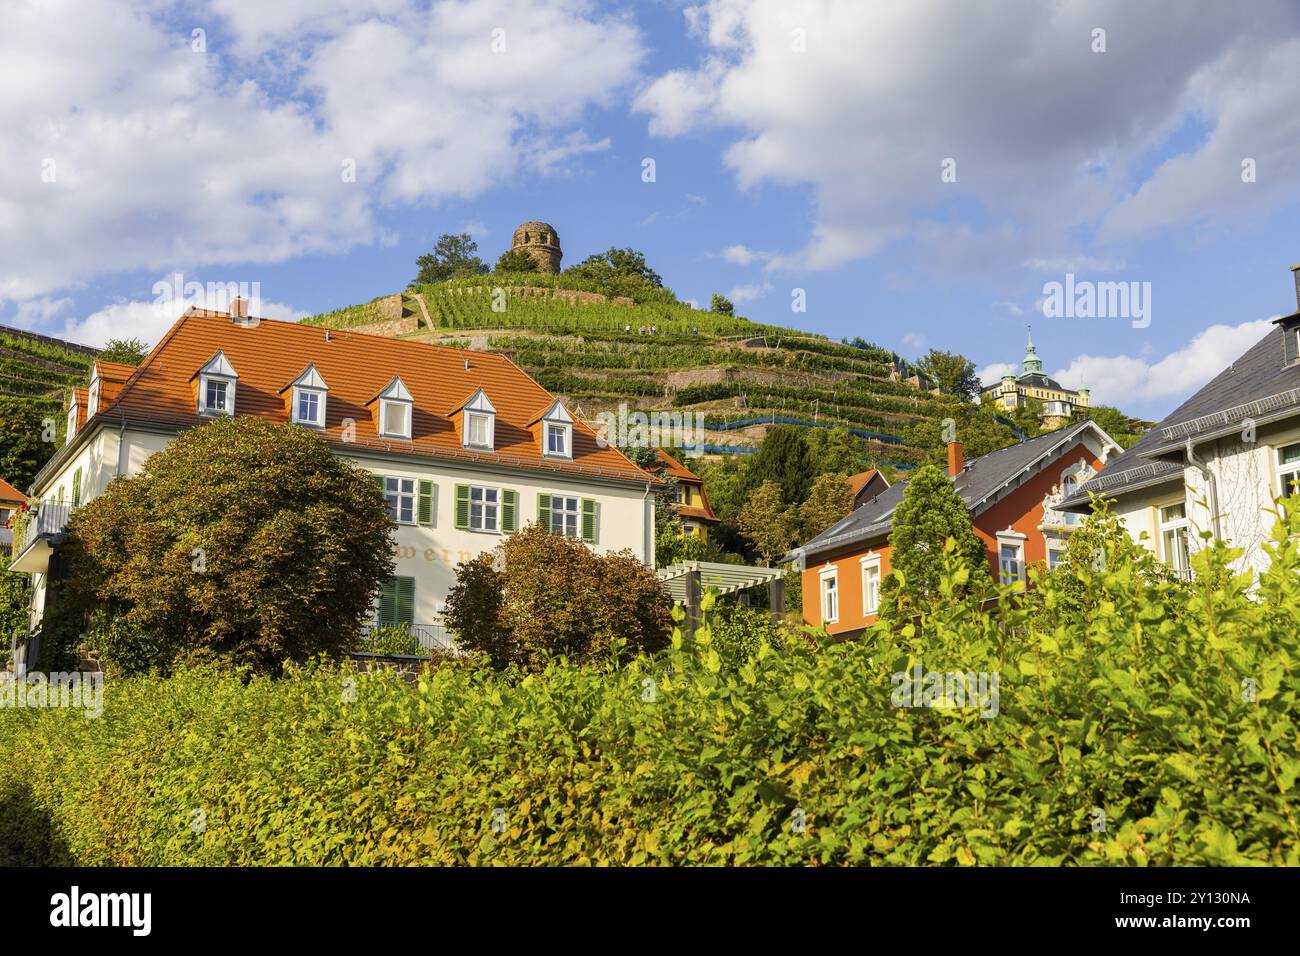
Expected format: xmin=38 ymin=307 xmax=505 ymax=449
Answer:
xmin=356 ymin=625 xmax=423 ymax=658
xmin=704 ymin=600 xmax=778 ymax=670
xmin=2 ymin=506 xmax=1296 ymax=866
xmin=444 ymin=524 xmax=672 ymax=671
xmin=84 ymin=611 xmax=170 ymax=677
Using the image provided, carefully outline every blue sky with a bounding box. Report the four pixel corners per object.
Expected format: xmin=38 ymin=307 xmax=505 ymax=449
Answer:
xmin=3 ymin=0 xmax=1300 ymax=421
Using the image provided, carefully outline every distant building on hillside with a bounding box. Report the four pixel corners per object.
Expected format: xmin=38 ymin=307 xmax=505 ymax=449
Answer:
xmin=654 ymin=449 xmax=719 ymax=540
xmin=980 ymin=328 xmax=1090 ymax=428
xmin=512 ymin=221 xmax=562 ymax=273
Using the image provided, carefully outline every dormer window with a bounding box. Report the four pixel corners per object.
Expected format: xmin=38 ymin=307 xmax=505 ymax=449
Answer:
xmin=457 ymin=389 xmax=497 ymax=450
xmin=286 ymin=365 xmax=328 ymax=428
xmin=531 ymin=399 xmax=574 ymax=460
xmin=373 ymin=376 xmax=413 ymax=440
xmin=65 ymin=398 xmax=78 ymax=443
xmin=196 ymin=352 xmax=238 ymax=417
xmin=88 ymin=378 xmax=101 ymax=417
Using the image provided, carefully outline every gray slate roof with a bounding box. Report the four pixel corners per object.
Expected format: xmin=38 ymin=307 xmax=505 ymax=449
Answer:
xmin=792 ymin=420 xmax=1109 ymax=562
xmin=1060 ymin=322 xmax=1300 ymax=509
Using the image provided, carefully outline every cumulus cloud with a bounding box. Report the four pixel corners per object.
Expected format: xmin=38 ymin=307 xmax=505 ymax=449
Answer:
xmin=636 ymin=0 xmax=1300 ymax=272
xmin=976 ymin=362 xmax=1018 ymax=389
xmin=726 ymin=280 xmax=773 ymax=304
xmin=50 ymin=294 xmax=308 ymax=349
xmin=1050 ymin=319 xmax=1273 ymax=408
xmin=0 ymin=0 xmax=645 ymax=303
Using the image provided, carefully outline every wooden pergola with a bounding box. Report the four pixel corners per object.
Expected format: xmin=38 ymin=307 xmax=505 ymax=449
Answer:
xmin=656 ymin=560 xmax=787 ymax=634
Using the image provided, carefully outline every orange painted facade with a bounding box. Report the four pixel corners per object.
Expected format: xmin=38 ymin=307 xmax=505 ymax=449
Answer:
xmin=801 ymin=441 xmax=1103 ymax=635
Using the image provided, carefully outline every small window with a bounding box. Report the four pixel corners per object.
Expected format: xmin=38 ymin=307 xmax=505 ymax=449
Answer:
xmin=295 ymin=389 xmax=323 ymax=427
xmin=549 ymin=495 xmax=580 ymax=538
xmin=1047 ymin=547 xmax=1066 ymax=569
xmin=862 ymin=563 xmax=880 ymax=616
xmin=204 ymin=379 xmax=229 ymax=414
xmin=385 ymin=477 xmax=416 ymax=525
xmin=674 ymin=485 xmax=686 ymax=504
xmin=1158 ymin=503 xmax=1191 ymax=579
xmin=546 ymin=422 xmax=569 ymax=456
xmin=820 ymin=572 xmax=839 ymax=624
xmin=1277 ymin=443 xmax=1300 ymax=509
xmin=470 ymin=486 xmax=499 ymax=532
xmin=999 ymin=543 xmax=1023 ymax=582
xmin=88 ymin=380 xmax=101 ymax=417
xmin=66 ymin=403 xmax=77 ymax=442
xmin=467 ymin=412 xmax=492 ymax=448
xmin=381 ymin=399 xmax=411 ymax=439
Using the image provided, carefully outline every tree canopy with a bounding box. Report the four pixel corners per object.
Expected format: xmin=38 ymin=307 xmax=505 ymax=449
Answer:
xmin=411 ymin=233 xmax=489 ymax=286
xmin=97 ymin=338 xmax=149 ymax=366
xmin=915 ymin=349 xmax=980 ymax=402
xmin=885 ymin=463 xmax=989 ymax=606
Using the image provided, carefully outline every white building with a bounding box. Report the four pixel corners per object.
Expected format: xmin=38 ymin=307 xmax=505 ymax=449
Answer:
xmin=9 ymin=304 xmax=658 ymax=644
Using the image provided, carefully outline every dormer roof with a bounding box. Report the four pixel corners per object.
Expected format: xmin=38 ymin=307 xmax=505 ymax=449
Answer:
xmin=527 ymin=398 xmax=572 ymax=427
xmin=190 ymin=351 xmax=238 ymax=382
xmin=368 ymin=375 xmax=413 ymax=405
xmin=450 ymin=387 xmax=496 ymax=416
xmin=279 ymin=364 xmax=329 ymax=394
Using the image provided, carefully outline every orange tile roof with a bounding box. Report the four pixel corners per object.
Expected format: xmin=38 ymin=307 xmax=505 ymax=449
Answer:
xmin=654 ymin=449 xmax=719 ymax=523
xmin=655 ymin=449 xmax=703 ymax=483
xmin=0 ymin=478 xmax=26 ymax=503
xmin=92 ymin=309 xmax=655 ymax=485
xmin=846 ymin=468 xmax=887 ymax=499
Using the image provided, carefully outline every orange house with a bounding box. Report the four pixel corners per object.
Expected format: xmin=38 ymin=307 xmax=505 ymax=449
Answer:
xmin=788 ymin=421 xmax=1121 ymax=637
xmin=655 ymin=449 xmax=720 ymax=540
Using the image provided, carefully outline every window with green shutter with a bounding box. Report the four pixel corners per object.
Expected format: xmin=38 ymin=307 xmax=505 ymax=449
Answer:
xmin=455 ymin=484 xmax=470 ymax=529
xmin=581 ymin=498 xmax=597 ymax=543
xmin=418 ymin=480 xmax=435 ymax=526
xmin=72 ymin=468 xmax=82 ymax=508
xmin=537 ymin=493 xmax=552 ymax=529
xmin=501 ymin=489 xmax=518 ymax=532
xmin=378 ymin=576 xmax=415 ymax=628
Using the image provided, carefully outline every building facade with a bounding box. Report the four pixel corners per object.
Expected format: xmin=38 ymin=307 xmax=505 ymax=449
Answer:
xmin=0 ymin=478 xmax=26 ymax=558
xmin=655 ymin=449 xmax=720 ymax=540
xmin=981 ymin=329 xmax=1091 ymax=428
xmin=788 ymin=421 xmax=1120 ymax=637
xmin=9 ymin=305 xmax=657 ymax=636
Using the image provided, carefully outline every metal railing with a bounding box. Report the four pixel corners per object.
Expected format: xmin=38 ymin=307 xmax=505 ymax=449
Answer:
xmin=357 ymin=622 xmax=455 ymax=656
xmin=10 ymin=503 xmax=71 ymax=556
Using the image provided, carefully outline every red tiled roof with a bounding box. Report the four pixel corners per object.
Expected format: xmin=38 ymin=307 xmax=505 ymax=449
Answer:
xmin=0 ymin=477 xmax=26 ymax=503
xmin=654 ymin=449 xmax=719 ymax=523
xmin=655 ymin=448 xmax=702 ymax=483
xmin=92 ymin=309 xmax=655 ymax=485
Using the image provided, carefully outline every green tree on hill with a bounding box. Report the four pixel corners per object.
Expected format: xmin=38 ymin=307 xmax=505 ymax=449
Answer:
xmin=411 ymin=233 xmax=489 ymax=286
xmin=710 ymin=294 xmax=734 ymax=316
xmin=748 ymin=426 xmax=814 ymax=504
xmin=495 ymin=248 xmax=540 ymax=274
xmin=885 ymin=463 xmax=989 ymax=607
xmin=798 ymin=471 xmax=854 ymax=540
xmin=0 ymin=397 xmax=53 ymax=491
xmin=738 ymin=480 xmax=798 ymax=565
xmin=915 ymin=349 xmax=980 ymax=402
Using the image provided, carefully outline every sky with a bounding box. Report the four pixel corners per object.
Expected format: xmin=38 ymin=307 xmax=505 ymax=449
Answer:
xmin=2 ymin=0 xmax=1299 ymax=421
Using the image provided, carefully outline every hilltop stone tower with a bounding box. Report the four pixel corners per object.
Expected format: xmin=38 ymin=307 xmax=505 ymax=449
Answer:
xmin=511 ymin=221 xmax=562 ymax=273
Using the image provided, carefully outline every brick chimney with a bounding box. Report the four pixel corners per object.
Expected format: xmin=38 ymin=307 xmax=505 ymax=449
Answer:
xmin=229 ymin=296 xmax=248 ymax=319
xmin=947 ymin=440 xmax=964 ymax=477
xmin=1291 ymin=264 xmax=1299 ymax=311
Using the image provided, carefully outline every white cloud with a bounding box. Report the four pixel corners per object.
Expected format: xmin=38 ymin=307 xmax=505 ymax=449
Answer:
xmin=637 ymin=1 xmax=1300 ymax=272
xmin=726 ymin=280 xmax=773 ymax=304
xmin=52 ymin=295 xmax=308 ymax=349
xmin=1050 ymin=319 xmax=1273 ymax=408
xmin=976 ymin=362 xmax=1017 ymax=389
xmin=0 ymin=0 xmax=645 ymax=303
xmin=719 ymin=244 xmax=777 ymax=267
xmin=901 ymin=332 xmax=925 ymax=352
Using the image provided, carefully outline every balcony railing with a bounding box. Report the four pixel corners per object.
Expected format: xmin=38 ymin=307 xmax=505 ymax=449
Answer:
xmin=10 ymin=503 xmax=71 ymax=557
xmin=357 ymin=623 xmax=455 ymax=656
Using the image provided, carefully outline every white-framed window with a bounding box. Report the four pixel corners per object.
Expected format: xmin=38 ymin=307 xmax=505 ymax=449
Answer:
xmin=1277 ymin=442 xmax=1300 ymax=507
xmin=65 ymin=402 xmax=77 ymax=442
xmin=470 ymin=485 xmax=499 ymax=532
xmin=288 ymin=365 xmax=328 ymax=428
xmin=467 ymin=411 xmax=493 ymax=448
xmin=674 ymin=485 xmax=686 ymax=504
xmin=996 ymin=530 xmax=1026 ymax=583
xmin=1159 ymin=502 xmax=1191 ymax=579
xmin=860 ymin=555 xmax=881 ymax=616
xmin=374 ymin=376 xmax=413 ymax=440
xmin=460 ymin=389 xmax=497 ymax=450
xmin=549 ymin=495 xmax=580 ymax=538
xmin=197 ymin=352 xmax=238 ymax=416
xmin=1046 ymin=540 xmax=1067 ymax=569
xmin=385 ymin=477 xmax=416 ymax=525
xmin=88 ymin=379 xmax=101 ymax=418
xmin=1061 ymin=473 xmax=1080 ymax=526
xmin=546 ymin=422 xmax=569 ymax=457
xmin=819 ymin=566 xmax=839 ymax=624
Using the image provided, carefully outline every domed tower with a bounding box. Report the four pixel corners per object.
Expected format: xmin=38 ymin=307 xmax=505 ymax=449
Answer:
xmin=511 ymin=221 xmax=562 ymax=273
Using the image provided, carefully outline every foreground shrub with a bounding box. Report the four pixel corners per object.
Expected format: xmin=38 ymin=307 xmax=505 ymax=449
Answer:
xmin=444 ymin=524 xmax=672 ymax=671
xmin=0 ymin=513 xmax=1295 ymax=866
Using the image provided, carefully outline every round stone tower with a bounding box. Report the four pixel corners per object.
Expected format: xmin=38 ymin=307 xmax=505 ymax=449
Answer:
xmin=511 ymin=221 xmax=562 ymax=273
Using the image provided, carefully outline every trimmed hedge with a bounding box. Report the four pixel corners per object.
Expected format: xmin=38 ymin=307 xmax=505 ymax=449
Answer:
xmin=1 ymin=525 xmax=1296 ymax=865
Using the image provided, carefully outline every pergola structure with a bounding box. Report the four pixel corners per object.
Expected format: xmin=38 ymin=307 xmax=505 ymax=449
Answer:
xmin=656 ymin=560 xmax=787 ymax=635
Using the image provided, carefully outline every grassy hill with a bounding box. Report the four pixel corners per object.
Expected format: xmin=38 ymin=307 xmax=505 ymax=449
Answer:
xmin=302 ymin=274 xmax=965 ymax=469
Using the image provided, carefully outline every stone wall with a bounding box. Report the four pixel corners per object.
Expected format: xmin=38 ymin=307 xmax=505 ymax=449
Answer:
xmin=352 ymin=317 xmax=418 ymax=338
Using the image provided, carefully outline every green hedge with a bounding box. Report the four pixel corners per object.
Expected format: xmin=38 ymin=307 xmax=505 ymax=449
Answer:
xmin=1 ymin=526 xmax=1296 ymax=865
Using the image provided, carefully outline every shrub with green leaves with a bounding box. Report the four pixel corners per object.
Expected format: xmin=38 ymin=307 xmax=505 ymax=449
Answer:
xmin=1 ymin=507 xmax=1296 ymax=865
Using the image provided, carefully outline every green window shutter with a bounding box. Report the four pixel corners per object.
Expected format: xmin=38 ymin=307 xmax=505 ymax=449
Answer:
xmin=501 ymin=489 xmax=518 ymax=533
xmin=537 ymin=493 xmax=552 ymax=531
xmin=72 ymin=469 xmax=82 ymax=508
xmin=454 ymin=484 xmax=470 ymax=530
xmin=378 ymin=578 xmax=398 ymax=627
xmin=581 ymin=498 xmax=597 ymax=543
xmin=395 ymin=576 xmax=415 ymax=627
xmin=418 ymin=480 xmax=435 ymax=526
xmin=374 ymin=474 xmax=385 ymax=493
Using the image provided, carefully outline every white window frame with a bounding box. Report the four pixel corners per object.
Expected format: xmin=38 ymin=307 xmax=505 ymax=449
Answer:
xmin=293 ymin=388 xmax=325 ymax=427
xmin=88 ymin=378 xmax=101 ymax=418
xmin=549 ymin=494 xmax=580 ymax=538
xmin=1045 ymin=537 xmax=1067 ymax=569
xmin=197 ymin=352 xmax=238 ymax=417
xmin=466 ymin=411 xmax=494 ymax=449
xmin=1276 ymin=442 xmax=1300 ymax=505
xmin=379 ymin=398 xmax=412 ymax=439
xmin=65 ymin=401 xmax=77 ymax=442
xmin=1158 ymin=502 xmax=1192 ymax=578
xmin=469 ymin=485 xmax=500 ymax=533
xmin=819 ymin=565 xmax=839 ymax=625
xmin=860 ymin=553 xmax=881 ymax=616
xmin=545 ymin=422 xmax=570 ymax=458
xmin=460 ymin=389 xmax=497 ymax=450
xmin=385 ymin=476 xmax=416 ymax=525
xmin=996 ymin=530 xmax=1027 ymax=583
